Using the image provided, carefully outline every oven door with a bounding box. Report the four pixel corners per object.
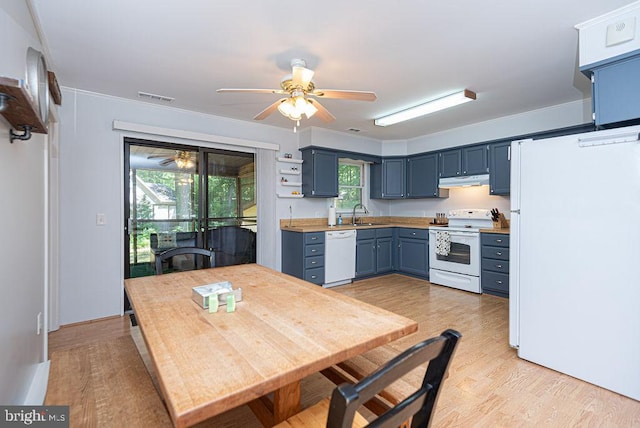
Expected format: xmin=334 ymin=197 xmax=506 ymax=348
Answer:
xmin=429 ymin=230 xmax=480 ymax=276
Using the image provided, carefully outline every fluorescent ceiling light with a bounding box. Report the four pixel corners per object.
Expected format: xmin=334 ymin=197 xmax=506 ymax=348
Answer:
xmin=374 ymin=89 xmax=476 ymax=127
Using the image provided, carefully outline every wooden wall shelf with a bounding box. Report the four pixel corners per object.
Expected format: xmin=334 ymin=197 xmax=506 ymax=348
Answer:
xmin=48 ymin=71 xmax=62 ymax=106
xmin=0 ymin=76 xmax=47 ymax=134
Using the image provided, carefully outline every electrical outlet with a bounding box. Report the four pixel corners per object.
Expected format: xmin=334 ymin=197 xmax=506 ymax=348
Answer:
xmin=36 ymin=312 xmax=42 ymax=335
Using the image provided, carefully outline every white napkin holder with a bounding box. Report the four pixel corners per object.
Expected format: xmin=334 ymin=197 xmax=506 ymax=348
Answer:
xmin=192 ymin=281 xmax=243 ymax=309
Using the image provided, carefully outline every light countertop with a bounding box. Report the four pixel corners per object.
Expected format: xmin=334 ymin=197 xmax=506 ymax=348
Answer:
xmin=281 ymin=216 xmax=509 ymax=234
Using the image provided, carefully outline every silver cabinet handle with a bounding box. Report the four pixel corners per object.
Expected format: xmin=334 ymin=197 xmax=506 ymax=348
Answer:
xmin=311 ymin=237 xmax=318 ymax=240
xmin=496 ymin=280 xmax=503 ymax=285
xmin=311 ymin=261 xmax=317 ymax=264
xmin=496 ymin=252 xmax=502 ymax=256
xmin=496 ymin=264 xmax=503 ymax=269
xmin=311 ymin=249 xmax=317 ymax=253
xmin=496 ymin=239 xmax=502 ymax=243
xmin=411 ymin=232 xmax=416 ymax=235
xmin=311 ymin=275 xmax=317 ymax=279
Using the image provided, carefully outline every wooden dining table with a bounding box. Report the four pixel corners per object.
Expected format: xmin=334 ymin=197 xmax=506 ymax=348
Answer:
xmin=124 ymin=264 xmax=418 ymax=428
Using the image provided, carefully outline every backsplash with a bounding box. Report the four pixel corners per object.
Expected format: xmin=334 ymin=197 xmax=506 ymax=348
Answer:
xmin=388 ymin=185 xmax=511 ymax=218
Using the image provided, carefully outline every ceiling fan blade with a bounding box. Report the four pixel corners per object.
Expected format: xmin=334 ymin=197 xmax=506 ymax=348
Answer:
xmin=307 ymin=99 xmax=335 ymax=123
xmin=292 ymin=66 xmax=315 ymax=89
xmin=217 ymin=88 xmax=285 ymax=95
xmin=254 ymin=98 xmax=287 ymax=120
xmin=159 ymin=159 xmax=175 ymax=166
xmin=309 ymin=89 xmax=377 ymax=101
xmin=147 ymin=155 xmax=169 ymax=159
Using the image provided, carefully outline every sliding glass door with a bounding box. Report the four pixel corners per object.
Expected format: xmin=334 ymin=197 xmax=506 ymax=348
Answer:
xmin=124 ymin=139 xmax=256 ymax=310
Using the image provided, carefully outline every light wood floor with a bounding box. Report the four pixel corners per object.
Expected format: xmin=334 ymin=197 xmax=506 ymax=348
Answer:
xmin=47 ymin=274 xmax=640 ymax=427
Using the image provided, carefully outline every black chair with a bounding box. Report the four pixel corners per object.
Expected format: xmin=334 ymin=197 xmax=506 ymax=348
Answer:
xmin=278 ymin=329 xmax=461 ymax=428
xmin=154 ymin=247 xmax=215 ymax=275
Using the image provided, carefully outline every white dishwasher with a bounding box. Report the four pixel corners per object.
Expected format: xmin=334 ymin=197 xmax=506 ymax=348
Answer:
xmin=324 ymin=229 xmax=357 ymax=288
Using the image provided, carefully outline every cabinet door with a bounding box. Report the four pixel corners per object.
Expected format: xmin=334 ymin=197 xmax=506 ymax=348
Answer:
xmin=406 ymin=153 xmax=440 ymax=198
xmin=356 ymin=238 xmax=376 ymax=277
xmin=376 ymin=237 xmax=394 ymax=273
xmin=439 ymin=149 xmax=461 ymax=178
xmin=489 ymin=142 xmax=511 ymax=195
xmin=383 ymin=158 xmax=405 ymax=198
xmin=370 ymin=158 xmax=405 ymax=199
xmin=593 ymin=54 xmax=640 ymax=127
xmin=462 ymin=145 xmax=488 ymax=175
xmin=301 ymin=149 xmax=338 ymax=197
xmin=397 ymin=237 xmax=428 ymax=277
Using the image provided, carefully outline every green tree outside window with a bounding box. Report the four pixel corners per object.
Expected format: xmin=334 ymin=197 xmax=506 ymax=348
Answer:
xmin=337 ymin=161 xmax=364 ymax=211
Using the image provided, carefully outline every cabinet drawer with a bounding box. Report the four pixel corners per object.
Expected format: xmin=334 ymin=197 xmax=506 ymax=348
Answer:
xmin=305 ymin=255 xmax=324 ymax=269
xmin=375 ymin=228 xmax=393 ymax=238
xmin=481 ymin=270 xmax=509 ymax=294
xmin=304 ymin=267 xmax=324 ymax=285
xmin=305 ymin=244 xmax=324 ymax=257
xmin=356 ymin=229 xmax=376 ymax=240
xmin=481 ymin=246 xmax=509 ymax=260
xmin=481 ymin=233 xmax=509 ymax=247
xmin=304 ymin=232 xmax=325 ymax=245
xmin=482 ymin=258 xmax=509 ymax=273
xmin=397 ymin=228 xmax=428 ymax=240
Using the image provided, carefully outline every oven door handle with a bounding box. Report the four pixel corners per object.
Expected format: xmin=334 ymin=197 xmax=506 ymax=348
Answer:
xmin=438 ymin=231 xmax=477 ymax=238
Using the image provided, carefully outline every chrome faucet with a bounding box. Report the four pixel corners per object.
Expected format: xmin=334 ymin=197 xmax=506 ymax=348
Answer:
xmin=352 ymin=203 xmax=369 ymax=225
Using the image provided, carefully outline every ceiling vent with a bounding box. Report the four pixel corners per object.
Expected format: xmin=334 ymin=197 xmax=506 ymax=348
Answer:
xmin=137 ymin=91 xmax=175 ymax=102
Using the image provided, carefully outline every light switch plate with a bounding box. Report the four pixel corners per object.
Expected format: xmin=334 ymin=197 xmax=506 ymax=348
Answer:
xmin=96 ymin=213 xmax=106 ymax=225
xmin=606 ymin=17 xmax=636 ymax=47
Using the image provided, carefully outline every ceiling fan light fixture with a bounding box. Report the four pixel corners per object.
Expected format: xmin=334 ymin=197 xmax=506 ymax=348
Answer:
xmin=277 ymin=96 xmax=317 ymax=121
xmin=303 ymin=99 xmax=318 ymax=119
xmin=277 ymin=98 xmax=302 ymax=120
xmin=174 ymin=151 xmax=194 ymax=169
xmin=374 ymin=89 xmax=476 ymax=127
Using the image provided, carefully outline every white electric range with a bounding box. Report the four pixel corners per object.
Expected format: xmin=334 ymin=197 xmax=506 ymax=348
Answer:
xmin=428 ymin=209 xmax=494 ymax=293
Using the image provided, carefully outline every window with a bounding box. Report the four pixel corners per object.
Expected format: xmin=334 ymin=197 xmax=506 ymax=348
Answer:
xmin=337 ymin=160 xmax=367 ymax=212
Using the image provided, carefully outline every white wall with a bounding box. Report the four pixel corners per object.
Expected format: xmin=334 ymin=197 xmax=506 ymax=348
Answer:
xmin=0 ymin=0 xmax=48 ymax=404
xmin=58 ymin=89 xmax=299 ymax=324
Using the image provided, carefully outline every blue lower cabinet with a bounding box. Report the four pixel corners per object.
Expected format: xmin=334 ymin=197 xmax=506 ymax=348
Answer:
xmin=356 ymin=238 xmax=376 ymax=277
xmin=282 ymin=231 xmax=325 ymax=285
xmin=356 ymin=228 xmax=394 ymax=277
xmin=481 ymin=232 xmax=509 ymax=298
xmin=376 ymin=237 xmax=394 ymax=273
xmin=396 ymin=228 xmax=429 ymax=278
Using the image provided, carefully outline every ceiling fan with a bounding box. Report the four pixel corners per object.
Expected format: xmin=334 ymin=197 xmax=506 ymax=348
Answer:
xmin=217 ymin=59 xmax=376 ymax=128
xmin=147 ymin=150 xmax=195 ymax=169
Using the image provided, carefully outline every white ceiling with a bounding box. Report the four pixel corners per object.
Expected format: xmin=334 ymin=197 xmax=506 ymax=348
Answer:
xmin=31 ymin=0 xmax=634 ymax=140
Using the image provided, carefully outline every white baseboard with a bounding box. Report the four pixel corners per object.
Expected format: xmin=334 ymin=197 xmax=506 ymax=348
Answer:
xmin=23 ymin=360 xmax=50 ymax=405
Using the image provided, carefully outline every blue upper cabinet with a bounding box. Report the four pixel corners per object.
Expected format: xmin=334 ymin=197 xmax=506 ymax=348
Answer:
xmin=438 ymin=149 xmax=462 ymax=178
xmin=489 ymin=141 xmax=510 ymax=195
xmin=406 ymin=153 xmax=445 ymax=198
xmin=462 ymin=145 xmax=489 ymax=175
xmin=370 ymin=158 xmax=405 ymax=199
xmin=439 ymin=145 xmax=488 ymax=178
xmin=301 ymin=148 xmax=338 ymax=198
xmin=590 ymin=54 xmax=640 ymax=127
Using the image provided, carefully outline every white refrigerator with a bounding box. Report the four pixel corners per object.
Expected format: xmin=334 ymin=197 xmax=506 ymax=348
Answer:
xmin=509 ymin=125 xmax=640 ymax=401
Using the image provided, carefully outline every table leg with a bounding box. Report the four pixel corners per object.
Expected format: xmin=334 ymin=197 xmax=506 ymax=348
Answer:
xmin=248 ymin=380 xmax=301 ymax=427
xmin=273 ymin=380 xmax=301 ymax=424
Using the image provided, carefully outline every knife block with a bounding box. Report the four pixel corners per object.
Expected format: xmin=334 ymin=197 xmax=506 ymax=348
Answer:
xmin=493 ymin=213 xmax=509 ymax=229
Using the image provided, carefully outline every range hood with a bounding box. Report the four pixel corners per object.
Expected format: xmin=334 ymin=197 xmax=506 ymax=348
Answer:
xmin=438 ymin=174 xmax=490 ymax=188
